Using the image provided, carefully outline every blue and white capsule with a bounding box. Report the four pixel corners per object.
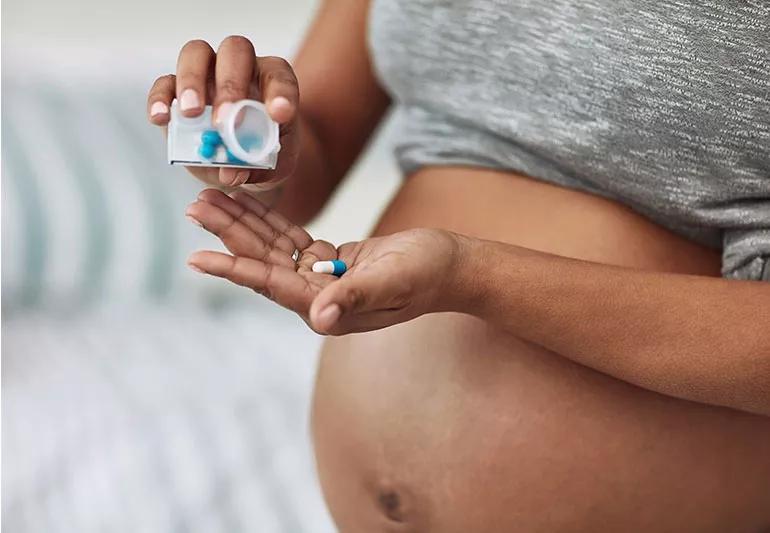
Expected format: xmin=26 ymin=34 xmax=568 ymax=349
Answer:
xmin=312 ymin=260 xmax=347 ymax=277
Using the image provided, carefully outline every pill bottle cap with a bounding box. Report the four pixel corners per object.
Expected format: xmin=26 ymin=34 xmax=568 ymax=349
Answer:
xmin=218 ymin=100 xmax=279 ymax=165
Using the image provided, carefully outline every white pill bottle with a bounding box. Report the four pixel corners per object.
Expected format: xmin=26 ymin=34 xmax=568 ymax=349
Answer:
xmin=217 ymin=99 xmax=280 ymax=168
xmin=168 ymin=98 xmax=280 ymax=172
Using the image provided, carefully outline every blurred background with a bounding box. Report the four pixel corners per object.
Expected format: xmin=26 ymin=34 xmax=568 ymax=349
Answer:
xmin=2 ymin=0 xmax=400 ymax=531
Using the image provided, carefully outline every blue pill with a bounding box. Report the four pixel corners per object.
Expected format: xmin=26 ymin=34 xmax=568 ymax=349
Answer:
xmin=198 ymin=142 xmax=217 ymax=159
xmin=311 ymin=260 xmax=347 ymax=277
xmin=331 ymin=260 xmax=347 ymax=276
xmin=201 ymin=130 xmax=222 ymax=145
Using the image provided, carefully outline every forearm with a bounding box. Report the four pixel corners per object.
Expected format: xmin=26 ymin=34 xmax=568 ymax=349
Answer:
xmin=271 ymin=0 xmax=389 ymax=225
xmin=264 ymin=96 xmax=387 ymax=224
xmin=451 ymin=237 xmax=770 ymax=415
xmin=268 ymin=115 xmax=337 ymax=225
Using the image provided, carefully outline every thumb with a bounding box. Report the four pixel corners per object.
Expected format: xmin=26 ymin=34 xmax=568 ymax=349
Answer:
xmin=309 ymin=269 xmax=402 ymax=334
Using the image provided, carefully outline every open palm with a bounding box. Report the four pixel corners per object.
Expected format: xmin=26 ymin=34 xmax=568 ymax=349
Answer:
xmin=186 ymin=189 xmax=460 ymax=334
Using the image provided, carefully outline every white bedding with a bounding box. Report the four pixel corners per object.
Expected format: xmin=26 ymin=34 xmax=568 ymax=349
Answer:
xmin=2 ymin=304 xmax=334 ymax=532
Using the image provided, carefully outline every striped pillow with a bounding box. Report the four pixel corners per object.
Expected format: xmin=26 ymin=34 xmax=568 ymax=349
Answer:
xmin=2 ymin=81 xmax=240 ymax=312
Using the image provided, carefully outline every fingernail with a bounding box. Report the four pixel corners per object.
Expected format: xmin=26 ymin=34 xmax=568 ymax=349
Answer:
xmin=225 ymin=170 xmax=250 ymax=187
xmin=188 ymin=262 xmax=206 ymax=274
xmin=234 ymin=170 xmax=250 ymax=185
xmin=150 ymin=101 xmax=169 ymax=117
xmin=268 ymin=96 xmax=292 ymax=122
xmin=317 ymin=304 xmax=341 ymax=330
xmin=180 ymin=88 xmax=200 ymax=111
xmin=186 ymin=214 xmax=202 ymax=227
xmin=214 ymin=102 xmax=232 ymax=125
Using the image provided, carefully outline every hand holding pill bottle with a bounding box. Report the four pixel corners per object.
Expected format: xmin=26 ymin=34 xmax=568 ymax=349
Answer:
xmin=147 ymin=36 xmax=300 ymax=191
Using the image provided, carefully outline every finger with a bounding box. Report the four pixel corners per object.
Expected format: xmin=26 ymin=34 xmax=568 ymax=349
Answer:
xmin=176 ymin=39 xmax=215 ymax=117
xmin=185 ymin=200 xmax=295 ymax=269
xmin=256 ymin=56 xmax=299 ymax=125
xmin=231 ymin=191 xmax=313 ymax=251
xmin=197 ymin=189 xmax=296 ymax=255
xmin=308 ymin=268 xmax=411 ymax=331
xmin=296 ymin=240 xmax=339 ymax=273
xmin=219 ymin=168 xmax=279 ymax=188
xmin=243 ymin=169 xmax=286 ymax=186
xmin=322 ymin=308 xmax=408 ymax=336
xmin=222 ymin=168 xmax=277 ymax=188
xmin=213 ymin=35 xmax=256 ymax=125
xmin=297 ymin=240 xmax=361 ymax=274
xmin=188 ymin=251 xmax=313 ymax=314
xmin=218 ymin=167 xmax=253 ymax=188
xmin=147 ymin=74 xmax=175 ymax=125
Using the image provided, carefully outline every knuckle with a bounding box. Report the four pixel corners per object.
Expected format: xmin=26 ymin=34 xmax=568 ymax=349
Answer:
xmin=233 ymin=208 xmax=258 ymax=239
xmin=262 ymin=263 xmax=276 ymax=295
xmin=217 ymin=78 xmax=248 ymax=95
xmin=178 ymin=71 xmax=207 ymax=86
xmin=218 ymin=216 xmax=240 ymax=240
xmin=221 ymin=35 xmax=254 ymax=52
xmin=279 ymin=236 xmax=297 ymax=254
xmin=391 ymin=285 xmax=413 ymax=309
xmin=226 ymin=255 xmax=240 ymax=278
xmin=153 ymin=73 xmax=175 ymax=86
xmin=258 ymin=240 xmax=272 ymax=262
xmin=266 ymin=226 xmax=283 ymax=248
xmin=347 ymin=286 xmax=365 ymax=309
xmin=182 ymin=39 xmax=212 ymax=53
xmin=149 ymin=75 xmax=174 ymax=97
xmin=265 ymin=56 xmax=292 ymax=70
xmin=264 ymin=68 xmax=297 ymax=88
xmin=283 ymin=221 xmax=298 ymax=237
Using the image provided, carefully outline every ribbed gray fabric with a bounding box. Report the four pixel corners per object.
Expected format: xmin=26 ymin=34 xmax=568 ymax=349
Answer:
xmin=368 ymin=0 xmax=770 ymax=280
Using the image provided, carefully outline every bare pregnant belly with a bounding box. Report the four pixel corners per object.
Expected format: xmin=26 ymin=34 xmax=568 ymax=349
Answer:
xmin=311 ymin=168 xmax=770 ymax=532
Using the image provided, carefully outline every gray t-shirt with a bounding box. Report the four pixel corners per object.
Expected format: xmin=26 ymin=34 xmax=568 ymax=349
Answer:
xmin=368 ymin=0 xmax=770 ymax=280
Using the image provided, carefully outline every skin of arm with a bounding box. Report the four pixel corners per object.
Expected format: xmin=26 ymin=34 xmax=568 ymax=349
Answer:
xmin=270 ymin=0 xmax=391 ymax=224
xmin=183 ymin=190 xmax=769 ymax=416
xmin=449 ymin=237 xmax=770 ymax=416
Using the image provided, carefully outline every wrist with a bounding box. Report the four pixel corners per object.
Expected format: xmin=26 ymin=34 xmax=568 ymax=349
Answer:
xmin=440 ymin=232 xmax=490 ymax=316
xmin=443 ymin=234 xmax=538 ymax=321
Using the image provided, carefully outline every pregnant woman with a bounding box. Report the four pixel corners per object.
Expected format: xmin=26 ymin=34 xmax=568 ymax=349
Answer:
xmin=148 ymin=1 xmax=770 ymax=530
